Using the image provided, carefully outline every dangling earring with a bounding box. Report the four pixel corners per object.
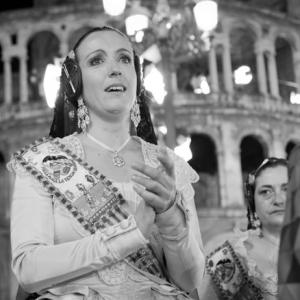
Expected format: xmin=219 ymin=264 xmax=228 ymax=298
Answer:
xmin=77 ymin=96 xmax=90 ymax=132
xmin=253 ymin=212 xmax=263 ymax=238
xmin=130 ymin=99 xmax=141 ymax=128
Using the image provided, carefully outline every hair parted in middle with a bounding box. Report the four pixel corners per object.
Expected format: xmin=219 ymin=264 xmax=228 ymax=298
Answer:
xmin=244 ymin=157 xmax=287 ymax=230
xmin=49 ymin=26 xmax=157 ymax=145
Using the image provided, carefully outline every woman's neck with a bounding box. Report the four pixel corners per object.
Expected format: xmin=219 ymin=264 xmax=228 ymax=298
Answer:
xmin=85 ymin=113 xmax=131 ymax=149
xmin=262 ymin=225 xmax=281 ymax=247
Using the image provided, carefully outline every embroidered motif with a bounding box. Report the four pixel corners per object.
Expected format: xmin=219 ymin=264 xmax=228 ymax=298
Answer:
xmin=126 ymin=246 xmax=165 ymax=279
xmin=85 ymin=174 xmax=96 ymax=184
xmin=76 ymin=183 xmax=96 ymax=209
xmin=206 ymin=241 xmax=263 ymax=300
xmin=42 ymin=155 xmax=77 ymax=183
xmin=65 ymin=190 xmax=75 ymax=200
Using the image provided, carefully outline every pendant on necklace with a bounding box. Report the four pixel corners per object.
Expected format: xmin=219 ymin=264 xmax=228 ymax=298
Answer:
xmin=112 ymin=151 xmax=125 ymax=167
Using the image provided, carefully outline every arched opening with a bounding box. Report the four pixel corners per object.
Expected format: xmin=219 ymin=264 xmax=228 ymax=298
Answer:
xmin=230 ymin=26 xmax=258 ymax=95
xmin=285 ymin=140 xmax=299 ymax=159
xmin=240 ymin=135 xmax=267 ymax=178
xmin=188 ymin=133 xmax=219 ymax=208
xmin=275 ymin=37 xmax=296 ymax=102
xmin=11 ymin=57 xmax=20 ymax=103
xmin=27 ymin=31 xmax=60 ymax=102
xmin=68 ymin=26 xmax=94 ymax=50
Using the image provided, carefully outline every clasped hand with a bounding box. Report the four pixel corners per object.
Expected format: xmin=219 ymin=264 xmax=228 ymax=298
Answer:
xmin=131 ymin=147 xmax=176 ymax=214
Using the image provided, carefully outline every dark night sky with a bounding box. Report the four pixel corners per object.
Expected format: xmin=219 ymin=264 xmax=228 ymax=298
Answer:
xmin=0 ymin=1 xmax=34 ymax=12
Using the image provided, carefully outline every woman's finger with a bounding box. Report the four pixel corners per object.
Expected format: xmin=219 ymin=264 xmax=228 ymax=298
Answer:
xmin=131 ymin=173 xmax=167 ymax=197
xmin=133 ymin=184 xmax=168 ymax=213
xmin=131 ymin=162 xmax=169 ymax=185
xmin=157 ymin=147 xmax=175 ymax=179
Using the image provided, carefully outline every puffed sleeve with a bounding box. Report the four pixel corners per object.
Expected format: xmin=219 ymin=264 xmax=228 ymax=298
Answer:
xmin=155 ymin=149 xmax=205 ymax=294
xmin=10 ymin=169 xmax=147 ymax=293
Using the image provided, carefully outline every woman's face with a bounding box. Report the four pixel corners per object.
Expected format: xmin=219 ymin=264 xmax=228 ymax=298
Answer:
xmin=76 ymin=30 xmax=137 ymax=121
xmin=254 ymin=165 xmax=288 ymax=229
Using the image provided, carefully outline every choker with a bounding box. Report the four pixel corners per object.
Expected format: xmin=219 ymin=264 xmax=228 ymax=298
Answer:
xmin=87 ymin=133 xmax=131 ymax=167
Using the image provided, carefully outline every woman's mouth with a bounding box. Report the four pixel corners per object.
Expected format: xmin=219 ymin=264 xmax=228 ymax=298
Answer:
xmin=105 ymin=85 xmax=126 ymax=92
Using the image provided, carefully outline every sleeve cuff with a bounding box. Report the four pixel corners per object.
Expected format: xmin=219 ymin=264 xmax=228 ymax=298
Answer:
xmin=155 ymin=191 xmax=189 ymax=241
xmin=99 ymin=215 xmax=148 ymax=259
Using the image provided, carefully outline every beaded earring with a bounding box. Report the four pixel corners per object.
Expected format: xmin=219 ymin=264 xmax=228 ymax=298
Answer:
xmin=130 ymin=99 xmax=141 ymax=128
xmin=77 ymin=96 xmax=90 ymax=132
xmin=252 ymin=212 xmax=263 ymax=238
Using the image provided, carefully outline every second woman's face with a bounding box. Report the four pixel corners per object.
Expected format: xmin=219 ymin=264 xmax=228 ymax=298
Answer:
xmin=76 ymin=30 xmax=137 ymax=121
xmin=254 ymin=165 xmax=288 ymax=229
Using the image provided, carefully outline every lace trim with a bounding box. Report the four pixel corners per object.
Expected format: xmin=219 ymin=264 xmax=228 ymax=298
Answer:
xmin=138 ymin=137 xmax=199 ymax=189
xmin=232 ymin=229 xmax=278 ymax=296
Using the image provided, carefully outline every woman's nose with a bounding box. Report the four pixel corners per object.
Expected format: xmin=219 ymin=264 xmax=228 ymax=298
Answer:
xmin=273 ymin=190 xmax=286 ymax=206
xmin=108 ymin=70 xmax=122 ymax=77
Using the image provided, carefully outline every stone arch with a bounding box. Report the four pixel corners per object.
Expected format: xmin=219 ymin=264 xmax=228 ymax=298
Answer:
xmin=226 ymin=18 xmax=261 ymax=38
xmin=188 ymin=132 xmax=220 ymax=208
xmin=27 ymin=30 xmax=60 ymax=102
xmin=229 ymin=23 xmax=258 ymax=94
xmin=270 ymin=27 xmax=300 ymax=52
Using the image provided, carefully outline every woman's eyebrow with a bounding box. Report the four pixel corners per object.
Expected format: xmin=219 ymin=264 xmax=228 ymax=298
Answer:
xmin=258 ymin=184 xmax=273 ymax=189
xmin=116 ymin=48 xmax=132 ymax=54
xmin=84 ymin=49 xmax=106 ymax=61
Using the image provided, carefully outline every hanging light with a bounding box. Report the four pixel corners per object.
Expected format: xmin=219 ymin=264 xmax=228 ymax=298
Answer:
xmin=290 ymin=91 xmax=300 ymax=104
xmin=102 ymin=0 xmax=126 ymax=16
xmin=234 ymin=65 xmax=253 ymax=85
xmin=125 ymin=0 xmax=150 ymax=37
xmin=193 ymin=0 xmax=218 ymax=32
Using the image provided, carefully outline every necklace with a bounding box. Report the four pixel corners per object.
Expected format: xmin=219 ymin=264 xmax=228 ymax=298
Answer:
xmin=87 ymin=133 xmax=131 ymax=167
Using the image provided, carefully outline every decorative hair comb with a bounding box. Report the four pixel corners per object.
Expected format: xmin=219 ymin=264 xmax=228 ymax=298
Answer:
xmin=62 ymin=63 xmax=76 ymax=94
xmin=68 ymin=50 xmax=75 ymax=60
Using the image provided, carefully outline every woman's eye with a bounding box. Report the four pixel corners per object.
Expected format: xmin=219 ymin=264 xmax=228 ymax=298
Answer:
xmin=120 ymin=54 xmax=131 ymax=64
xmin=89 ymin=56 xmax=104 ymax=66
xmin=259 ymin=189 xmax=272 ymax=197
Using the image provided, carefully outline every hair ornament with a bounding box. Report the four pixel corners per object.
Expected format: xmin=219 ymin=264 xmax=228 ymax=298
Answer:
xmin=248 ymin=174 xmax=255 ymax=186
xmin=68 ymin=50 xmax=76 ymax=60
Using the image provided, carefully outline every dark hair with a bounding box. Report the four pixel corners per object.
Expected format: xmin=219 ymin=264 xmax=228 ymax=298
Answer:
xmin=49 ymin=26 xmax=157 ymax=144
xmin=244 ymin=157 xmax=287 ymax=230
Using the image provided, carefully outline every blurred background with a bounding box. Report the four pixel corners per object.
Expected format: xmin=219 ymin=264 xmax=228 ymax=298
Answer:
xmin=1 ymin=0 xmax=300 ymax=298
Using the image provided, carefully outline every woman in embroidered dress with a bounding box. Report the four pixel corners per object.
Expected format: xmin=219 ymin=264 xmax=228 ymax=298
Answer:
xmin=9 ymin=26 xmax=205 ymax=300
xmin=199 ymin=157 xmax=288 ymax=300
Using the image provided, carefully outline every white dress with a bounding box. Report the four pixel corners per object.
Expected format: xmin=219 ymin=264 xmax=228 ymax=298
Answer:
xmin=9 ymin=134 xmax=205 ymax=300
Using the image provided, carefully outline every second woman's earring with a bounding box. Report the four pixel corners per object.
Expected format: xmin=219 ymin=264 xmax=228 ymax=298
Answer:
xmin=130 ymin=100 xmax=141 ymax=128
xmin=253 ymin=212 xmax=263 ymax=238
xmin=77 ymin=96 xmax=90 ymax=132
